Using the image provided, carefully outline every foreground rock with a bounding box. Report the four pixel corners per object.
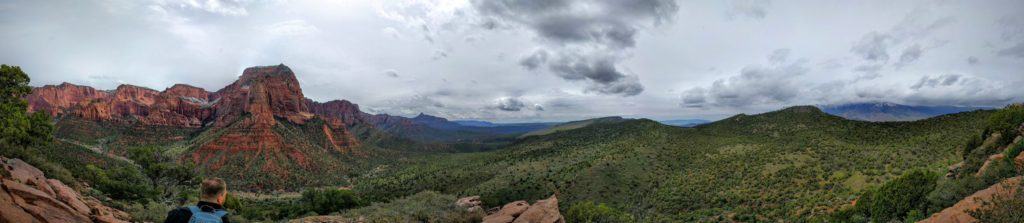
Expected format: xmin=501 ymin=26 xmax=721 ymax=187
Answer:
xmin=483 ymin=195 xmax=564 ymax=223
xmin=0 ymin=156 xmax=130 ymax=223
xmin=918 ymin=176 xmax=1022 ymax=223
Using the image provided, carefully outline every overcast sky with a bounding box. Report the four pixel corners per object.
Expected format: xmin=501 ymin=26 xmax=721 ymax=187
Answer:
xmin=2 ymin=0 xmax=1023 ymax=122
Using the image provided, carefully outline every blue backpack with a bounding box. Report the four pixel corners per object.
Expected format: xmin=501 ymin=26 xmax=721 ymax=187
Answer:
xmin=187 ymin=205 xmax=228 ymax=223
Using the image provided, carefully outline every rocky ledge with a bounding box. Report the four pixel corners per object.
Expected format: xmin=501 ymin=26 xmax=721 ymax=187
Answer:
xmin=0 ymin=156 xmax=130 ymax=223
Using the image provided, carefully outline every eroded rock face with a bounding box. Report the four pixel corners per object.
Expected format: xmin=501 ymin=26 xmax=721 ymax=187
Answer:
xmin=26 ymin=82 xmax=110 ymax=117
xmin=483 ymin=195 xmax=564 ymax=223
xmin=25 ymin=64 xmax=367 ymax=190
xmin=0 ymin=156 xmax=130 ymax=223
xmin=919 ymin=176 xmax=1022 ymax=223
xmin=26 ymin=82 xmax=215 ymax=127
xmin=212 ymin=64 xmax=311 ymax=126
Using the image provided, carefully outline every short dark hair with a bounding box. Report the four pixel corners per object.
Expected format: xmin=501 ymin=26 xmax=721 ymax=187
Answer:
xmin=200 ymin=178 xmax=227 ymax=200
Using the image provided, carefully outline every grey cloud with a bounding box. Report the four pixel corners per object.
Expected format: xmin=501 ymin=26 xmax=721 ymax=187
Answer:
xmin=548 ymin=55 xmax=623 ymax=84
xmin=904 ymin=74 xmax=1016 ymax=106
xmin=473 ymin=0 xmax=679 ymax=96
xmin=998 ymin=42 xmax=1024 ymax=58
xmin=911 ymin=74 xmax=962 ymax=90
xmin=851 ymin=32 xmax=892 ymax=62
xmin=493 ymin=97 xmax=526 ymax=111
xmin=533 ymin=104 xmax=545 ymax=111
xmin=967 ymin=56 xmax=979 ymax=65
xmin=896 ymin=44 xmax=923 ymax=66
xmin=768 ymin=48 xmax=790 ymax=64
xmin=728 ymin=0 xmax=771 ymax=19
xmin=431 ymin=49 xmax=448 ymax=60
xmin=681 ymin=63 xmax=808 ymax=108
xmin=384 ymin=69 xmax=400 ymax=78
xmin=519 ymin=49 xmax=548 ymax=70
xmin=158 ymin=0 xmax=249 ymax=17
xmin=851 ymin=14 xmax=954 ymax=64
xmin=585 ymin=75 xmax=644 ymax=96
xmin=680 ymin=87 xmax=707 ymax=108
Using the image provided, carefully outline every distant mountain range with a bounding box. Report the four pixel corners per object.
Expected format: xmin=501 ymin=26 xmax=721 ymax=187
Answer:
xmin=818 ymin=102 xmax=992 ymax=122
xmin=658 ymin=119 xmax=711 ymax=127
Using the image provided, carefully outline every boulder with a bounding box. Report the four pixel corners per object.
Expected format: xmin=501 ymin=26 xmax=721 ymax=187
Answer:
xmin=483 ymin=200 xmax=530 ymax=223
xmin=3 ymin=179 xmax=92 ymax=223
xmin=0 ymin=156 xmax=132 ymax=223
xmin=47 ymin=179 xmax=90 ymax=215
xmin=975 ymin=153 xmax=1006 ymax=177
xmin=1015 ymin=152 xmax=1024 ymax=170
xmin=513 ymin=195 xmax=565 ymax=223
xmin=0 ymin=188 xmax=37 ymax=223
xmin=3 ymin=158 xmax=55 ymax=196
xmin=484 ymin=195 xmax=564 ymax=223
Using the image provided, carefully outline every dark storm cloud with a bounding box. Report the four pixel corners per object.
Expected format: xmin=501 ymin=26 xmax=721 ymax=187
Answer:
xmin=472 ymin=0 xmax=679 ymax=96
xmin=681 ymin=63 xmax=808 ymax=108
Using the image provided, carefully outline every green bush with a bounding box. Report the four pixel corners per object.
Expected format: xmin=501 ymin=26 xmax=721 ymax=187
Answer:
xmin=986 ymin=105 xmax=1024 ymax=145
xmin=565 ymin=201 xmax=635 ymax=223
xmin=867 ymin=169 xmax=938 ymax=222
xmin=300 ymin=188 xmax=364 ymax=215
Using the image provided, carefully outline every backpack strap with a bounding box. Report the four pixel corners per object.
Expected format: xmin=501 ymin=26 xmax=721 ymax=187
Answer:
xmin=186 ymin=205 xmax=202 ymax=215
xmin=212 ymin=210 xmax=228 ymax=218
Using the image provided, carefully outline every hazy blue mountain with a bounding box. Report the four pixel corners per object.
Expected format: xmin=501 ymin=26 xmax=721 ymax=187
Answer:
xmin=453 ymin=120 xmax=498 ymax=127
xmin=819 ymin=102 xmax=991 ymax=121
xmin=658 ymin=119 xmax=711 ymax=127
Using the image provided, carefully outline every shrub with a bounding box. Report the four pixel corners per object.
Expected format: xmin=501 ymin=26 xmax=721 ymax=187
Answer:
xmin=967 ymin=181 xmax=1024 ymax=222
xmin=565 ymin=201 xmax=636 ymax=223
xmin=868 ymin=169 xmax=938 ymax=222
xmin=300 ymin=188 xmax=363 ymax=215
xmin=985 ymin=105 xmax=1024 ymax=145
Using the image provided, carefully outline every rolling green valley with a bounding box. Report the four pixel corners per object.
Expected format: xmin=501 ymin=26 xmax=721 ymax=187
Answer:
xmin=3 ymin=1 xmax=1023 ymax=222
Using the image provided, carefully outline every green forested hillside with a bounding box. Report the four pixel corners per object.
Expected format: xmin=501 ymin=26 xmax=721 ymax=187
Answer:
xmin=352 ymin=106 xmax=994 ymax=221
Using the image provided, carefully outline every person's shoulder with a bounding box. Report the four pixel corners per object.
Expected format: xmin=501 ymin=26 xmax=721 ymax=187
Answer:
xmin=170 ymin=206 xmax=192 ymax=214
xmin=164 ymin=207 xmax=194 ymax=223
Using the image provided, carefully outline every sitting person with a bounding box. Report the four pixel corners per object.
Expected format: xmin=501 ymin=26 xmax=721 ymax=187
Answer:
xmin=164 ymin=178 xmax=231 ymax=223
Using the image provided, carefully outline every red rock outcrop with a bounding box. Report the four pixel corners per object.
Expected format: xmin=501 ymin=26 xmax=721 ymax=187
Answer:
xmin=25 ymin=64 xmax=367 ymax=190
xmin=0 ymin=156 xmax=130 ymax=223
xmin=307 ymin=99 xmax=363 ymax=127
xmin=27 ymin=82 xmax=216 ymax=127
xmin=483 ymin=195 xmax=565 ymax=223
xmin=211 ymin=64 xmax=312 ymax=127
xmin=27 ymin=82 xmax=110 ymax=117
xmin=918 ymin=176 xmax=1022 ymax=223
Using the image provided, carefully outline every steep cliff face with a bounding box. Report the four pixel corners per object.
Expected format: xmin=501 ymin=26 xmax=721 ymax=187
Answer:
xmin=212 ymin=64 xmax=312 ymax=127
xmin=25 ymin=64 xmax=371 ymax=190
xmin=26 ymin=82 xmax=110 ymax=117
xmin=27 ymin=82 xmax=215 ymax=127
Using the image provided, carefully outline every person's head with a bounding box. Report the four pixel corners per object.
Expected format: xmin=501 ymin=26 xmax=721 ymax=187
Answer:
xmin=200 ymin=178 xmax=227 ymax=204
